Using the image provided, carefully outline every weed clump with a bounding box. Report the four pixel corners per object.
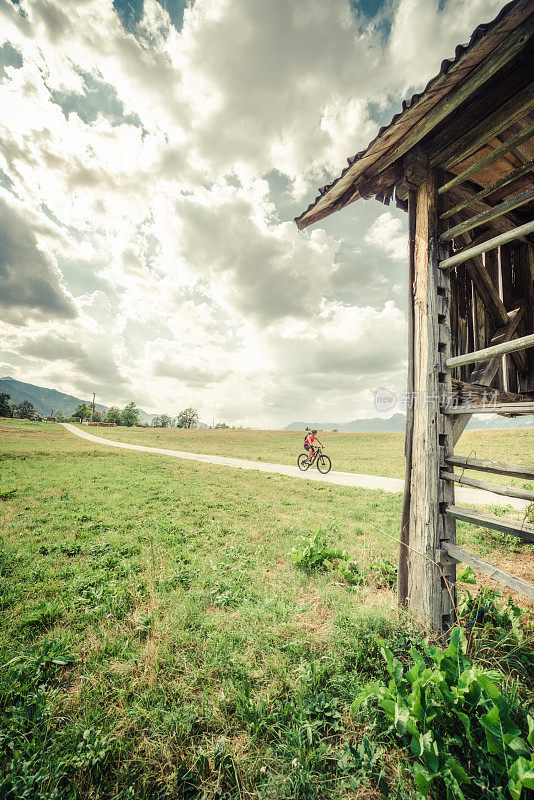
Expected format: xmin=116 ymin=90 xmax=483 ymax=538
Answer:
xmin=354 ymin=628 xmax=534 ymax=800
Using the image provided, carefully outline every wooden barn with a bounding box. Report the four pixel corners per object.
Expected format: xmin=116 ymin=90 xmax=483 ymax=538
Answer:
xmin=295 ymin=0 xmax=534 ymax=630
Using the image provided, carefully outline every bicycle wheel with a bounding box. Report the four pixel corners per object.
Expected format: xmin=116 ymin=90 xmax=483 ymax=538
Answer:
xmin=297 ymin=453 xmax=310 ymax=471
xmin=317 ymin=455 xmax=331 ymax=474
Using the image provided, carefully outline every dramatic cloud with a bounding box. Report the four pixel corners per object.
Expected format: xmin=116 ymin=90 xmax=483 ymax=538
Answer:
xmin=0 ymin=196 xmax=76 ymax=324
xmin=365 ymin=212 xmax=408 ymax=262
xmin=0 ymin=0 xmax=510 ymax=425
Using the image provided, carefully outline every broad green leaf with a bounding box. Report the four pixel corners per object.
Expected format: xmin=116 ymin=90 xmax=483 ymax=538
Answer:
xmin=413 ymin=762 xmax=435 ymax=797
xmin=394 ymin=704 xmax=409 ymax=736
xmin=444 ymin=756 xmax=469 ymax=784
xmin=508 ymin=755 xmax=534 ymax=800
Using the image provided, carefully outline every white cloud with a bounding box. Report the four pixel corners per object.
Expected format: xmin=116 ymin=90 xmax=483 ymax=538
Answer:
xmin=365 ymin=212 xmax=408 ymax=262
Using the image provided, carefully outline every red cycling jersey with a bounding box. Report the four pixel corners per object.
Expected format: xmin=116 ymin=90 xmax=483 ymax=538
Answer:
xmin=305 ymin=433 xmax=322 ymax=447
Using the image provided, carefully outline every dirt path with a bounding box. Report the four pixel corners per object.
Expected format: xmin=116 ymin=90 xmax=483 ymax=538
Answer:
xmin=61 ymin=423 xmax=530 ymax=511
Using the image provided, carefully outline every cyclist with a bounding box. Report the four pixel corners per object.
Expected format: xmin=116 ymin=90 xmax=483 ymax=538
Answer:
xmin=304 ymin=429 xmax=323 ymax=464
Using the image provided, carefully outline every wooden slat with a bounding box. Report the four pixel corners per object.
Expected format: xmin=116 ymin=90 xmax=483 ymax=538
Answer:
xmin=438 ymin=122 xmax=534 ymax=194
xmin=445 ymin=455 xmax=534 ymax=481
xmin=444 ymin=185 xmax=529 ymax=238
xmin=440 ymin=162 xmax=534 ymax=220
xmin=442 ymin=402 xmax=534 ymax=415
xmin=441 ymin=542 xmax=534 ymax=600
xmin=468 ymin=307 xmax=525 ymax=382
xmin=446 ymin=332 xmax=534 ymax=367
xmin=440 ymin=188 xmax=534 ymax=242
xmin=446 ymin=506 xmax=534 ymax=543
xmin=432 ymin=83 xmax=534 ymax=170
xmin=440 ymin=470 xmax=534 ymax=502
xmin=439 ymin=222 xmax=534 ymax=270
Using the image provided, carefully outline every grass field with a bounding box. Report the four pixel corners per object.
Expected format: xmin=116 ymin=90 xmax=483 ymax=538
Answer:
xmin=85 ymin=424 xmax=534 ymax=489
xmin=1 ymin=420 xmax=533 ymax=799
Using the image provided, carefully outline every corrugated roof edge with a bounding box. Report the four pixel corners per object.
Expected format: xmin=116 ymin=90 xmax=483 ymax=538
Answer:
xmin=294 ymin=0 xmax=519 ymax=229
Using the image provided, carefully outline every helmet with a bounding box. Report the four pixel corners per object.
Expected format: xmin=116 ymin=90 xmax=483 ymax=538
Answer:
xmin=312 ymin=429 xmax=317 ymax=434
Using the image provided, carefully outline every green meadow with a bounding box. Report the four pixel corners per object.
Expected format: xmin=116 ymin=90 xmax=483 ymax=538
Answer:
xmin=1 ymin=420 xmax=533 ymax=799
xmin=88 ymin=424 xmax=534 ymax=489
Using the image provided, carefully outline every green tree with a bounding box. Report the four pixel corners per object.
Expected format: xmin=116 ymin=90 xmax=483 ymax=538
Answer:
xmin=120 ymin=402 xmax=139 ymax=427
xmin=92 ymin=411 xmax=102 ymax=422
xmin=214 ymin=422 xmax=229 ymax=429
xmin=104 ymin=407 xmax=121 ymax=424
xmin=54 ymin=410 xmax=66 ymax=423
xmin=0 ymin=393 xmax=11 ymax=417
xmin=152 ymin=415 xmax=162 ymax=427
xmin=13 ymin=400 xmax=34 ymax=419
xmin=71 ymin=403 xmax=92 ymax=421
xmin=176 ymin=408 xmax=199 ymax=429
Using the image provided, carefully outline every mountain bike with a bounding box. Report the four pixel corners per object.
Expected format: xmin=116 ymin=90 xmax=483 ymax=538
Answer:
xmin=297 ymin=446 xmax=332 ymax=474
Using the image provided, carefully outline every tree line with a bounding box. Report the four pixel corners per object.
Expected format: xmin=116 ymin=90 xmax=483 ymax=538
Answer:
xmin=0 ymin=393 xmax=203 ymax=429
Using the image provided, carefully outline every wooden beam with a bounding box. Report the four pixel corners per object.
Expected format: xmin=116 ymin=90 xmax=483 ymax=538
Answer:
xmin=440 ymin=471 xmax=534 ymax=502
xmin=440 ymin=188 xmax=534 ymax=242
xmin=440 ymin=162 xmax=534 ymax=220
xmin=398 ymin=189 xmax=416 ymax=607
xmin=468 ymin=307 xmax=526 ymax=382
xmin=446 ymin=332 xmax=534 ymax=368
xmin=451 ymin=378 xmax=528 ymax=404
xmin=407 ymin=171 xmax=443 ymax=628
xmin=438 ymin=122 xmax=534 ymax=194
xmin=446 ymin=506 xmax=534 ymax=544
xmin=444 ymin=185 xmax=528 ymax=237
xmin=439 ymin=222 xmax=534 ymax=271
xmin=443 ymin=402 xmax=534 ymax=415
xmin=431 ymin=83 xmax=534 ymax=170
xmin=445 ymin=454 xmax=534 ymax=481
xmin=441 ymin=542 xmax=534 ymax=600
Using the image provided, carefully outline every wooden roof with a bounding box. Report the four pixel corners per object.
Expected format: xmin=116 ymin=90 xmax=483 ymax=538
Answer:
xmin=295 ymin=0 xmax=534 ymax=230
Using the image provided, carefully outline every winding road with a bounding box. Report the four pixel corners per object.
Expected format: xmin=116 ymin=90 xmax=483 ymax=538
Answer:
xmin=61 ymin=423 xmax=530 ymax=511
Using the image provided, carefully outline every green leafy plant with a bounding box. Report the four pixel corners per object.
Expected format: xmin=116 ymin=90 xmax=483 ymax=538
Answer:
xmin=457 ymin=566 xmax=477 ymax=584
xmin=291 ymin=531 xmax=348 ymax=572
xmin=353 ymin=628 xmax=534 ymax=800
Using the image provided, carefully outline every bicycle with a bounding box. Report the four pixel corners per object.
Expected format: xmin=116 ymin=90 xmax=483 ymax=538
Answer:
xmin=297 ymin=445 xmax=332 ymax=474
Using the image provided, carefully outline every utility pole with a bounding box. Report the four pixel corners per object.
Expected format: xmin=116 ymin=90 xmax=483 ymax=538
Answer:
xmin=91 ymin=392 xmax=95 ymax=422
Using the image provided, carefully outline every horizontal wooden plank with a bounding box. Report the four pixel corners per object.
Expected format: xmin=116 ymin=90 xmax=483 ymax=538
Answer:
xmin=438 ymin=121 xmax=534 ymax=194
xmin=440 ymin=162 xmax=534 ymax=220
xmin=445 ymin=455 xmax=534 ymax=481
xmin=446 ymin=333 xmax=534 ymax=368
xmin=446 ymin=506 xmax=534 ymax=543
xmin=439 ymin=222 xmax=534 ymax=270
xmin=442 ymin=402 xmax=534 ymax=415
xmin=440 ymin=470 xmax=534 ymax=501
xmin=440 ymin=187 xmax=534 ymax=242
xmin=441 ymin=542 xmax=534 ymax=600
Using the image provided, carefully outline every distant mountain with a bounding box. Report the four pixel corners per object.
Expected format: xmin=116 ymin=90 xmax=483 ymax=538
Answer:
xmin=286 ymin=412 xmax=534 ymax=433
xmin=286 ymin=414 xmax=407 ymax=433
xmin=0 ymin=377 xmax=154 ymax=423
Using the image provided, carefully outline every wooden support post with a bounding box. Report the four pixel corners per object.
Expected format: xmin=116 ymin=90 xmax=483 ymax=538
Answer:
xmin=407 ymin=170 xmax=456 ymax=630
xmin=398 ymin=189 xmax=416 ymax=607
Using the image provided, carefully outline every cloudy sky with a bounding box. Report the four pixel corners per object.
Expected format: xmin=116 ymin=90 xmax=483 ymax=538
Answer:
xmin=0 ymin=0 xmax=508 ymax=426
